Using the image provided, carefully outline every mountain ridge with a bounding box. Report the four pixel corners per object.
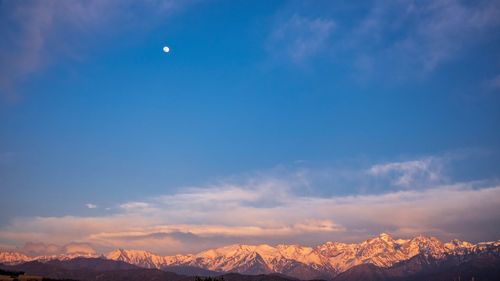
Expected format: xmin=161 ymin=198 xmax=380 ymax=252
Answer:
xmin=2 ymin=233 xmax=500 ymax=280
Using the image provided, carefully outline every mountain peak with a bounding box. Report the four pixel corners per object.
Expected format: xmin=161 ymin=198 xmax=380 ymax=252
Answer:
xmin=0 ymin=251 xmax=32 ymax=265
xmin=378 ymin=232 xmax=393 ymax=242
xmin=3 ymin=234 xmax=500 ymax=280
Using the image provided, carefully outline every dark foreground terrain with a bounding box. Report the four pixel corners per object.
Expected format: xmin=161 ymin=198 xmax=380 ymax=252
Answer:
xmin=1 ymin=253 xmax=500 ymax=281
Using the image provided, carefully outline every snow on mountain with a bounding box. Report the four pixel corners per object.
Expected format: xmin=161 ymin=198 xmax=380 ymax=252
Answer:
xmin=188 ymin=244 xmax=273 ymax=274
xmin=0 ymin=250 xmax=99 ymax=265
xmin=103 ymin=233 xmax=500 ymax=279
xmin=105 ymin=249 xmax=169 ymax=269
xmin=2 ymin=233 xmax=499 ymax=280
xmin=0 ymin=251 xmax=33 ymax=265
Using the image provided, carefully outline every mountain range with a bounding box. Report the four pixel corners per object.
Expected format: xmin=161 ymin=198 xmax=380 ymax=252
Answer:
xmin=1 ymin=233 xmax=500 ymax=280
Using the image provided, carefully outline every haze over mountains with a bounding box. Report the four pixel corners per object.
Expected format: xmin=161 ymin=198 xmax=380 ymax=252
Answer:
xmin=2 ymin=233 xmax=500 ymax=280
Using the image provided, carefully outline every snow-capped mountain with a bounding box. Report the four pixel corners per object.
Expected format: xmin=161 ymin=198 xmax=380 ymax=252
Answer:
xmin=1 ymin=233 xmax=499 ymax=280
xmin=106 ymin=248 xmax=173 ymax=269
xmin=0 ymin=251 xmax=100 ymax=265
xmin=101 ymin=233 xmax=496 ymax=279
xmin=0 ymin=251 xmax=33 ymax=264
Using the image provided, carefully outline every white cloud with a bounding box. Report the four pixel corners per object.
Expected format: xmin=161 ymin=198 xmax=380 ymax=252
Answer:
xmin=1 ymin=172 xmax=499 ymax=255
xmin=269 ymin=0 xmax=500 ymax=76
xmin=0 ymin=153 xmax=498 ymax=255
xmin=353 ymin=0 xmax=500 ymax=72
xmin=267 ymin=14 xmax=335 ymax=63
xmin=85 ymin=203 xmax=97 ymax=209
xmin=368 ymin=157 xmax=443 ymax=187
xmin=119 ymin=202 xmax=152 ymax=211
xmin=401 ymin=0 xmax=500 ymax=71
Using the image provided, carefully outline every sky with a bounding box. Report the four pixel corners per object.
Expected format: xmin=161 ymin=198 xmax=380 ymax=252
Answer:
xmin=1 ymin=0 xmax=500 ymax=256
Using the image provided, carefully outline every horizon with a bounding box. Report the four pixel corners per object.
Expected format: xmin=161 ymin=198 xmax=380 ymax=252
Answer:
xmin=1 ymin=0 xmax=500 ymax=258
xmin=2 ymin=232 xmax=495 ymax=258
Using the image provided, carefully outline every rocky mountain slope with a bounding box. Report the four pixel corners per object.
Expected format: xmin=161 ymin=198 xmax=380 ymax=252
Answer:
xmin=0 ymin=258 xmax=299 ymax=281
xmin=104 ymin=233 xmax=499 ymax=279
xmin=334 ymin=244 xmax=500 ymax=281
xmin=2 ymin=233 xmax=499 ymax=280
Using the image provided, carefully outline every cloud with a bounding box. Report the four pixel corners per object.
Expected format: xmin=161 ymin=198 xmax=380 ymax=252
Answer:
xmin=62 ymin=242 xmax=96 ymax=255
xmin=119 ymin=202 xmax=153 ymax=211
xmin=85 ymin=203 xmax=97 ymax=209
xmin=484 ymin=74 xmax=500 ymax=92
xmin=0 ymin=0 xmax=184 ymax=99
xmin=368 ymin=157 xmax=443 ymax=187
xmin=0 ymin=164 xmax=499 ymax=255
xmin=397 ymin=0 xmax=500 ymax=71
xmin=267 ymin=0 xmax=500 ymax=75
xmin=19 ymin=241 xmax=96 ymax=256
xmin=351 ymin=0 xmax=500 ymax=72
xmin=21 ymin=241 xmax=60 ymax=256
xmin=267 ymin=14 xmax=335 ymax=63
xmin=0 ymin=153 xmax=498 ymax=255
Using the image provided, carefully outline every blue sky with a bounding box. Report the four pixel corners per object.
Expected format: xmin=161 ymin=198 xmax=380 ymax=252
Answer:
xmin=1 ymin=0 xmax=500 ymax=255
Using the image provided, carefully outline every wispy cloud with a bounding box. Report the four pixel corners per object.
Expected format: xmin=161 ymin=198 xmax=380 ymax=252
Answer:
xmin=353 ymin=0 xmax=500 ymax=75
xmin=368 ymin=157 xmax=443 ymax=187
xmin=267 ymin=0 xmax=500 ymax=75
xmin=119 ymin=202 xmax=152 ymax=212
xmin=1 ymin=156 xmax=499 ymax=255
xmin=19 ymin=241 xmax=95 ymax=256
xmin=85 ymin=203 xmax=97 ymax=209
xmin=484 ymin=74 xmax=500 ymax=92
xmin=267 ymin=14 xmax=335 ymax=63
xmin=0 ymin=0 xmax=184 ymax=99
xmin=391 ymin=0 xmax=500 ymax=71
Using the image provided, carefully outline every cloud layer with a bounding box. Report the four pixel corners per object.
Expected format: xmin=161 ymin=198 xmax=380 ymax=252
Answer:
xmin=1 ymin=157 xmax=499 ymax=255
xmin=21 ymin=241 xmax=95 ymax=256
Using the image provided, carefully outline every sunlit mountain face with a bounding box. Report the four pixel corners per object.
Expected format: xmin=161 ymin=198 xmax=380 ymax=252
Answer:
xmin=1 ymin=233 xmax=500 ymax=280
xmin=1 ymin=0 xmax=500 ymax=280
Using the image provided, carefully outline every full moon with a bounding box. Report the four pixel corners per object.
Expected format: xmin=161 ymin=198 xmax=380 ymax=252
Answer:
xmin=163 ymin=46 xmax=170 ymax=53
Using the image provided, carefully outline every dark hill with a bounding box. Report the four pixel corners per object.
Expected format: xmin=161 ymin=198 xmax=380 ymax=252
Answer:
xmin=0 ymin=258 xmax=302 ymax=281
xmin=333 ymin=252 xmax=500 ymax=281
xmin=0 ymin=258 xmax=184 ymax=281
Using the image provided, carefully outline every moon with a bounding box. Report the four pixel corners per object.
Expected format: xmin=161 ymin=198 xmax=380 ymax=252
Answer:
xmin=163 ymin=46 xmax=170 ymax=53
